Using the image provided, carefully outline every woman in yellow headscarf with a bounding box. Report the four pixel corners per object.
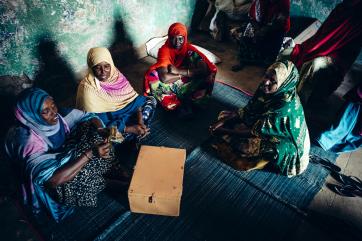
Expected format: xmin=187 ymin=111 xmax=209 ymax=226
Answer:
xmin=76 ymin=47 xmax=157 ymax=142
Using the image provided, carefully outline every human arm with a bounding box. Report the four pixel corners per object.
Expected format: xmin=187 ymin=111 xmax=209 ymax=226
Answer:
xmin=209 ymin=110 xmax=239 ymax=132
xmin=46 ymin=142 xmax=111 ymax=188
xmin=156 ymin=66 xmax=181 ymax=84
xmin=212 ymin=124 xmax=252 ymax=137
xmin=167 ymin=60 xmax=209 ymax=78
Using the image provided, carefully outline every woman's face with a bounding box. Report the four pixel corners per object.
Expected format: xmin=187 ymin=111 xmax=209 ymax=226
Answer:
xmin=170 ymin=35 xmax=185 ymax=49
xmin=261 ymin=70 xmax=278 ymax=94
xmin=92 ymin=61 xmax=111 ymax=81
xmin=41 ymin=97 xmax=59 ymax=125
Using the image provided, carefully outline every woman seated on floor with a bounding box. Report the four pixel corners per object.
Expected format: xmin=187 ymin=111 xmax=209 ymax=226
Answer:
xmin=5 ymin=88 xmax=128 ymax=222
xmin=285 ymin=0 xmax=362 ymax=106
xmin=76 ymin=47 xmax=157 ymax=143
xmin=209 ymin=60 xmax=310 ymax=177
xmin=144 ymin=22 xmax=217 ymax=114
xmin=316 ymin=83 xmax=362 ymax=153
xmin=230 ymin=0 xmax=290 ymax=71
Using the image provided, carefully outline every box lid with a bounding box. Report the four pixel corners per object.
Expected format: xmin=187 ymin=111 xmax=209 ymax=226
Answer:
xmin=128 ymin=145 xmax=186 ymax=198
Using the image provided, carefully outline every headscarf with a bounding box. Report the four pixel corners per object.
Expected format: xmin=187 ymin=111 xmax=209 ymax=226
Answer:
xmin=144 ymin=22 xmax=217 ymax=95
xmin=15 ymin=88 xmax=67 ymax=148
xmin=76 ymin=47 xmax=138 ymax=113
xmin=7 ymin=88 xmax=98 ymax=222
xmin=242 ymin=60 xmax=299 ymax=126
xmin=249 ymin=0 xmax=290 ymax=32
xmin=241 ymin=60 xmax=310 ymax=176
xmin=8 ymin=88 xmax=82 ymax=222
xmin=290 ymin=0 xmax=362 ymax=74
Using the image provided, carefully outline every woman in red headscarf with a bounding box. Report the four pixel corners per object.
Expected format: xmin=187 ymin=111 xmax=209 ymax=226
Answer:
xmin=144 ymin=22 xmax=217 ymax=113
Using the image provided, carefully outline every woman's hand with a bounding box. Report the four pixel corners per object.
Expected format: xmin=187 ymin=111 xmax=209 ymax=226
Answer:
xmin=209 ymin=110 xmax=239 ymax=134
xmin=46 ymin=141 xmax=111 ymax=188
xmin=209 ymin=119 xmax=226 ymax=133
xmin=97 ymin=127 xmax=111 ymax=140
xmin=217 ymin=110 xmax=237 ymax=121
xmin=167 ymin=64 xmax=179 ymax=75
xmin=125 ymin=124 xmax=150 ymax=137
xmin=94 ymin=142 xmax=112 ymax=159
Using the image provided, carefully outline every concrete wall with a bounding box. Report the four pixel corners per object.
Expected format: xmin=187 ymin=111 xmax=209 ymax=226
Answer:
xmin=0 ymin=0 xmax=196 ymax=78
xmin=291 ymin=0 xmax=342 ymax=21
xmin=1 ymin=0 xmax=361 ymax=79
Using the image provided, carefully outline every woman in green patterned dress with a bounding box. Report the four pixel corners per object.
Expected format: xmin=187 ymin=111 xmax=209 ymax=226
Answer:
xmin=210 ymin=60 xmax=310 ymax=177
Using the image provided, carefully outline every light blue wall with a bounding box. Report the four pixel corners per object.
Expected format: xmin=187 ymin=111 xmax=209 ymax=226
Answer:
xmin=1 ymin=0 xmax=360 ymax=79
xmin=0 ymin=0 xmax=196 ymax=78
xmin=291 ymin=0 xmax=342 ymax=21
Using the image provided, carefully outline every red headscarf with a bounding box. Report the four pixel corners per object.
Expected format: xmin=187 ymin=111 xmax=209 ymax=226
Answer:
xmin=249 ymin=0 xmax=290 ymax=33
xmin=290 ymin=0 xmax=362 ymax=74
xmin=144 ymin=22 xmax=217 ymax=95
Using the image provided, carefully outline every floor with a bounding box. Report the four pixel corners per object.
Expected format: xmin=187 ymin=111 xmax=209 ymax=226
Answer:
xmin=1 ymin=32 xmax=361 ymax=241
xmin=185 ymin=33 xmax=362 ymax=241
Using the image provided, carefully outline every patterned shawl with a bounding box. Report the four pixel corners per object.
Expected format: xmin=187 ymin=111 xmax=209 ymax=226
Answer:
xmin=240 ymin=60 xmax=310 ymax=177
xmin=76 ymin=47 xmax=138 ymax=113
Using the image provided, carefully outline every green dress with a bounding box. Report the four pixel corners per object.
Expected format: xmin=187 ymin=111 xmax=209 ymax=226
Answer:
xmin=214 ymin=61 xmax=310 ymax=177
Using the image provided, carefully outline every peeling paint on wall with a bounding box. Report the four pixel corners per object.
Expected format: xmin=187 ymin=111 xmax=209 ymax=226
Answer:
xmin=2 ymin=0 xmax=358 ymax=79
xmin=0 ymin=0 xmax=196 ymax=78
xmin=291 ymin=0 xmax=342 ymax=21
xmin=117 ymin=0 xmax=195 ymax=47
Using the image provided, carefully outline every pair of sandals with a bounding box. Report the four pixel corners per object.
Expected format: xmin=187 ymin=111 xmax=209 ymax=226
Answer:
xmin=310 ymin=156 xmax=362 ymax=198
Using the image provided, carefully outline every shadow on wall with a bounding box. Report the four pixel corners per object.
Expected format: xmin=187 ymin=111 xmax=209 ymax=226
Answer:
xmin=34 ymin=36 xmax=77 ymax=108
xmin=109 ymin=17 xmax=138 ymax=68
xmin=190 ymin=0 xmax=210 ymax=33
xmin=0 ymin=75 xmax=33 ymax=142
xmin=289 ymin=16 xmax=318 ymax=38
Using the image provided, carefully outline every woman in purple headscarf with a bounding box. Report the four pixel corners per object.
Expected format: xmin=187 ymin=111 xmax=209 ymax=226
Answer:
xmin=4 ymin=88 xmax=119 ymax=222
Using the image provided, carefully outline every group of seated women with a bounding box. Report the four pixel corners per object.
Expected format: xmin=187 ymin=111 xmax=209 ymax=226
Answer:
xmin=5 ymin=1 xmax=362 ymax=221
xmin=4 ymin=46 xmax=160 ymax=222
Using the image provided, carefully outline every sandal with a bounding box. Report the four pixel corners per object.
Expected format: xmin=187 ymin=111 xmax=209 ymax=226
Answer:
xmin=330 ymin=172 xmax=362 ymax=191
xmin=327 ymin=183 xmax=362 ymax=198
xmin=309 ymin=156 xmax=341 ymax=172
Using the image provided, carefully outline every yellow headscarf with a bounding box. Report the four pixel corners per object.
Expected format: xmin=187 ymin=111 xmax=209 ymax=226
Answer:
xmin=76 ymin=47 xmax=138 ymax=113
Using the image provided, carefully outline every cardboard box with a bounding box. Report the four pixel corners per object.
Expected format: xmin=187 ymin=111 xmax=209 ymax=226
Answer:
xmin=128 ymin=145 xmax=186 ymax=216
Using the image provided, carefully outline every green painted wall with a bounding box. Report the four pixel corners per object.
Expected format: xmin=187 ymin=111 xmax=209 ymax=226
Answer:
xmin=0 ymin=0 xmax=196 ymax=78
xmin=290 ymin=0 xmax=342 ymax=21
xmin=1 ymin=0 xmax=360 ymax=79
